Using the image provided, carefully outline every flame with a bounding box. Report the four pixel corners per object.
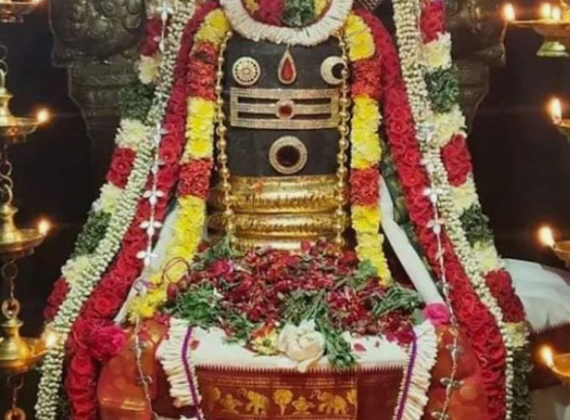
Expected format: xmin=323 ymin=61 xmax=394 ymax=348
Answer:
xmin=36 ymin=108 xmax=50 ymax=124
xmin=549 ymin=97 xmax=562 ymax=123
xmin=538 ymin=226 xmax=556 ymax=248
xmin=43 ymin=327 xmax=60 ymax=349
xmin=38 ymin=219 xmax=51 ymax=236
xmin=552 ymin=5 xmax=562 ymax=20
xmin=541 ymin=3 xmax=553 ymax=19
xmin=541 ymin=346 xmax=555 ymax=368
xmin=503 ymin=3 xmax=516 ymax=21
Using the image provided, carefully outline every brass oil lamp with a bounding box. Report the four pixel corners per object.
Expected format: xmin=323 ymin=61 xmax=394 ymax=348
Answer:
xmin=505 ymin=1 xmax=570 ymax=58
xmin=0 ymin=0 xmax=39 ymax=24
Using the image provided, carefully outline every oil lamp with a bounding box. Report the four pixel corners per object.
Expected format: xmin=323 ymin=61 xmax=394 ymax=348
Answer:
xmin=505 ymin=1 xmax=570 ymax=58
xmin=547 ymin=97 xmax=570 ymax=141
xmin=538 ymin=226 xmax=570 ymax=386
xmin=0 ymin=0 xmax=42 ymax=24
xmin=0 ymin=66 xmax=50 ymax=374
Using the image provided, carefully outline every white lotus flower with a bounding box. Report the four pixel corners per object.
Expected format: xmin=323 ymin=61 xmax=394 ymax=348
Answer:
xmin=278 ymin=320 xmax=325 ymax=373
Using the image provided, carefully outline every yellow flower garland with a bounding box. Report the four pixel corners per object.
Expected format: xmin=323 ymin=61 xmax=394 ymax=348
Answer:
xmin=344 ymin=13 xmax=392 ymax=284
xmin=128 ymin=9 xmax=230 ymax=321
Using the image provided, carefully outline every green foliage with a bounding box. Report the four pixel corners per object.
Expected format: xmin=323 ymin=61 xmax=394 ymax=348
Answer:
xmin=371 ymin=287 xmax=423 ymax=318
xmin=283 ymin=0 xmax=316 ymax=27
xmin=460 ymin=204 xmax=493 ymax=246
xmin=425 ymin=67 xmax=460 ymax=114
xmin=316 ymin=317 xmax=356 ymax=370
xmin=167 ymin=283 xmax=222 ymax=329
xmin=225 ymin=311 xmax=259 ymax=345
xmin=73 ymin=211 xmax=111 ymax=257
xmin=120 ymin=82 xmax=155 ymax=121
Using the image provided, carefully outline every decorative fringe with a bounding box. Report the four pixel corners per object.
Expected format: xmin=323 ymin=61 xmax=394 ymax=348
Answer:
xmin=392 ymin=322 xmax=438 ymax=420
xmin=157 ymin=318 xmax=203 ymax=418
xmin=220 ymin=0 xmax=354 ymax=46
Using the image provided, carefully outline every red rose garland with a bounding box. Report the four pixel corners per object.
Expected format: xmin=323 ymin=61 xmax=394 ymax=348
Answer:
xmin=62 ymin=4 xmax=220 ymax=419
xmin=417 ymin=0 xmax=526 ymax=326
xmin=42 ymin=15 xmax=169 ymax=324
xmin=355 ymin=8 xmax=508 ymax=419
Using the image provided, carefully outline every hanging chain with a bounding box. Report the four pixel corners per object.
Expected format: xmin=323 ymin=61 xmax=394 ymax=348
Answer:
xmin=4 ymin=375 xmax=26 ymax=420
xmin=214 ymin=32 xmax=235 ymax=239
xmin=1 ymin=259 xmax=19 ymax=321
xmin=334 ymin=35 xmax=351 ymax=249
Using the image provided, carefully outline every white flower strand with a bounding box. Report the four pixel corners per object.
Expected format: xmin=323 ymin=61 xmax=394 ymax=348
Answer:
xmin=35 ymin=2 xmax=196 ymax=419
xmin=391 ymin=0 xmax=515 ymax=417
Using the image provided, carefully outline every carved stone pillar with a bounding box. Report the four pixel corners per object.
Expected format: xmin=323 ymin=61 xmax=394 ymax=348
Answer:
xmin=49 ymin=0 xmax=145 ymax=183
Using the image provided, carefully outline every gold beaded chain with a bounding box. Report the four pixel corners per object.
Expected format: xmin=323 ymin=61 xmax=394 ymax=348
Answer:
xmin=214 ymin=32 xmax=235 ymax=239
xmin=334 ymin=35 xmax=351 ymax=249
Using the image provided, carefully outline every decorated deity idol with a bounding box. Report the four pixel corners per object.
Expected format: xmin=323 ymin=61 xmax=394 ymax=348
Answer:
xmin=37 ymin=1 xmax=533 ymax=420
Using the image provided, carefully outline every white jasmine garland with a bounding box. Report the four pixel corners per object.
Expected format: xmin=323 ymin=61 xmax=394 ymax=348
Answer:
xmin=391 ymin=0 xmax=517 ymax=416
xmin=220 ymin=0 xmax=353 ymax=46
xmin=34 ymin=2 xmax=196 ymax=419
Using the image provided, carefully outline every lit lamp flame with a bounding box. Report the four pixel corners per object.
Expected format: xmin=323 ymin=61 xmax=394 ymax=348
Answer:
xmin=552 ymin=5 xmax=562 ymax=21
xmin=541 ymin=3 xmax=553 ymax=19
xmin=541 ymin=346 xmax=555 ymax=369
xmin=503 ymin=3 xmax=516 ymax=21
xmin=38 ymin=219 xmax=51 ymax=236
xmin=43 ymin=327 xmax=60 ymax=349
xmin=36 ymin=108 xmax=50 ymax=125
xmin=539 ymin=226 xmax=556 ymax=248
xmin=550 ymin=97 xmax=562 ymax=124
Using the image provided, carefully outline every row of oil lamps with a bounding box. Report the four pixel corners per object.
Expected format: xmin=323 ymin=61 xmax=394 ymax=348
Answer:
xmin=504 ymin=1 xmax=570 ymax=389
xmin=0 ymin=0 xmax=62 ymax=384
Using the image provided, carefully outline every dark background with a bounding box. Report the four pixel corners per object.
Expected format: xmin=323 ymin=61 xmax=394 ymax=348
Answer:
xmin=1 ymin=0 xmax=570 ymax=417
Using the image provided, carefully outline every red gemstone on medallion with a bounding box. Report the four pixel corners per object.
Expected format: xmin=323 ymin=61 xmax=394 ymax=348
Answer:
xmin=278 ymin=49 xmax=297 ymax=85
xmin=276 ymin=100 xmax=295 ymax=119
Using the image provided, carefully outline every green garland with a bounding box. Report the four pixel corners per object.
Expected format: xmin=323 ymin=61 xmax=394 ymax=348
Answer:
xmin=459 ymin=204 xmax=493 ymax=246
xmin=424 ymin=67 xmax=460 ymax=114
xmin=283 ymin=0 xmax=316 ymax=27
xmin=72 ymin=211 xmax=111 ymax=257
xmin=511 ymin=346 xmax=534 ymax=420
xmin=120 ymin=82 xmax=155 ymax=121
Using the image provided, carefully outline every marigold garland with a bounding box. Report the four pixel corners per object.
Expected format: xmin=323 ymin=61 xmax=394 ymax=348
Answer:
xmin=128 ymin=7 xmax=230 ymax=321
xmin=344 ymin=13 xmax=392 ymax=284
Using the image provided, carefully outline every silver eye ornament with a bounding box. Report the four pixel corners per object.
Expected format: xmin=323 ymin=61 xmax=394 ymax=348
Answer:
xmin=321 ymin=56 xmax=345 ymax=86
xmin=232 ymin=57 xmax=261 ymax=86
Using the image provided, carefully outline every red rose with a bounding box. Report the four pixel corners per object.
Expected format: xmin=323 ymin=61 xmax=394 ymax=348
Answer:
xmin=350 ymin=167 xmax=380 ymax=206
xmin=421 ymin=0 xmax=446 ymax=43
xmin=69 ymin=351 xmax=95 ymax=376
xmin=89 ymin=325 xmax=127 ymax=362
xmin=90 ymin=290 xmax=122 ymax=317
xmin=140 ymin=18 xmax=164 ymax=56
xmin=178 ymin=159 xmax=214 ymax=199
xmin=254 ymin=0 xmax=284 ymax=26
xmin=106 ymin=148 xmax=136 ymax=188
xmin=441 ymin=134 xmax=473 ymax=186
xmin=44 ymin=277 xmax=70 ymax=321
xmin=160 ymin=134 xmax=183 ymax=164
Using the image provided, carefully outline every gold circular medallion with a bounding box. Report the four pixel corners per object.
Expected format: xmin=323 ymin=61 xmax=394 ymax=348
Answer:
xmin=321 ymin=56 xmax=345 ymax=86
xmin=269 ymin=136 xmax=308 ymax=175
xmin=232 ymin=57 xmax=261 ymax=86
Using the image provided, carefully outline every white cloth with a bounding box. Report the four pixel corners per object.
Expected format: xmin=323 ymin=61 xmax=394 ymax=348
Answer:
xmin=379 ymin=178 xmax=443 ymax=304
xmin=505 ymin=258 xmax=570 ymax=332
